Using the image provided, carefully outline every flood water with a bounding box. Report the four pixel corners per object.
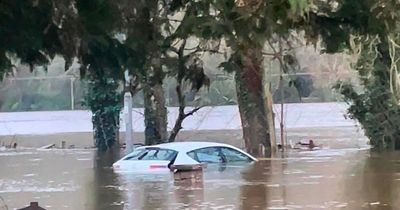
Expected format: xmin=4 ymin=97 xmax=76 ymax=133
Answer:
xmin=0 ymin=127 xmax=399 ymax=210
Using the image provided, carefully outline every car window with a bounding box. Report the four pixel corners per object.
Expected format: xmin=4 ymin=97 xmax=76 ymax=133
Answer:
xmin=187 ymin=151 xmax=197 ymax=160
xmin=124 ymin=149 xmax=146 ymax=160
xmin=188 ymin=147 xmax=224 ymax=163
xmin=124 ymin=148 xmax=177 ymax=161
xmin=140 ymin=149 xmax=177 ymax=161
xmin=220 ymin=147 xmax=252 ymax=163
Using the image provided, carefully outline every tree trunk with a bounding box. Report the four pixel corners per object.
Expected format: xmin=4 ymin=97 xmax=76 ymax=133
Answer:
xmin=169 ymin=112 xmax=184 ymax=142
xmin=93 ymin=111 xmax=119 ymax=151
xmin=263 ymin=81 xmax=277 ymax=153
xmin=168 ymin=83 xmax=204 ymax=142
xmin=169 ymin=84 xmax=185 ymax=142
xmin=143 ymin=77 xmax=168 ymax=145
xmin=234 ymin=47 xmax=271 ymax=157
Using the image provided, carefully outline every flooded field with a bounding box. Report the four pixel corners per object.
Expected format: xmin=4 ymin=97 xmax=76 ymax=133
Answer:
xmin=1 ymin=125 xmax=398 ymax=210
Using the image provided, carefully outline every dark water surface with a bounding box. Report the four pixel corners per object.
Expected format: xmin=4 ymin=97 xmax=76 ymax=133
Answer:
xmin=0 ymin=129 xmax=398 ymax=210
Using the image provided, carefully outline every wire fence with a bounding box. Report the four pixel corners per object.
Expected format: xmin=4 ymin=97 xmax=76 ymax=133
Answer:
xmin=0 ymin=76 xmax=85 ymax=112
xmin=0 ymin=72 xmax=340 ymax=112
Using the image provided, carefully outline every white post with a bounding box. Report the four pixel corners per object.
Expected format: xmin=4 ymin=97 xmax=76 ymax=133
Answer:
xmin=70 ymin=77 xmax=75 ymax=110
xmin=124 ymin=70 xmax=133 ymax=154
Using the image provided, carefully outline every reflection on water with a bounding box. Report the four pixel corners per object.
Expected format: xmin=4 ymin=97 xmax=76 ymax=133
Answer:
xmin=173 ymin=175 xmax=204 ymax=209
xmin=92 ymin=149 xmax=123 ymax=210
xmin=1 ymin=134 xmax=400 ymax=209
xmin=240 ymin=161 xmax=270 ymax=210
xmin=344 ymin=151 xmax=400 ymax=209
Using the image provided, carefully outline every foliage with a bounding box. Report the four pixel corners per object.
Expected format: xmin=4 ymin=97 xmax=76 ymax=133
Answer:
xmin=305 ymin=1 xmax=400 ymax=52
xmin=0 ymin=0 xmax=80 ymax=79
xmin=83 ymin=70 xmax=122 ymax=151
xmin=6 ymin=0 xmax=400 ymax=152
xmin=166 ymin=0 xmax=314 ymax=155
xmin=74 ymin=0 xmax=129 ymax=151
xmin=334 ymin=36 xmax=400 ymax=149
xmin=312 ymin=0 xmax=400 ymax=149
xmin=0 ymin=0 xmax=215 ymax=148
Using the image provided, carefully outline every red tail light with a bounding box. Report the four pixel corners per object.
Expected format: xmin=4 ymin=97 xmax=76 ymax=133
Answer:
xmin=149 ymin=165 xmax=167 ymax=169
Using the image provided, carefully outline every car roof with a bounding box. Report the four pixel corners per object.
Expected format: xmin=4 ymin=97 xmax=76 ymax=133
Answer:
xmin=143 ymin=141 xmax=241 ymax=153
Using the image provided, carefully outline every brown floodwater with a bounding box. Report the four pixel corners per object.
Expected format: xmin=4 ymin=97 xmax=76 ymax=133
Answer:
xmin=0 ymin=127 xmax=398 ymax=210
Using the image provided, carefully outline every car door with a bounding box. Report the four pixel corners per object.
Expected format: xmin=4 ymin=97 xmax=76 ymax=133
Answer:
xmin=187 ymin=146 xmax=253 ymax=175
xmin=187 ymin=147 xmax=225 ymax=164
xmin=114 ymin=148 xmax=177 ymax=173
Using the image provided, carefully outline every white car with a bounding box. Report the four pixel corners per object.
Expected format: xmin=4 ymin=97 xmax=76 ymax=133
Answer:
xmin=112 ymin=141 xmax=257 ymax=173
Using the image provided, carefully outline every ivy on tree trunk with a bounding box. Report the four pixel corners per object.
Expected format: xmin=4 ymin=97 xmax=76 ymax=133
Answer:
xmin=84 ymin=69 xmax=121 ymax=151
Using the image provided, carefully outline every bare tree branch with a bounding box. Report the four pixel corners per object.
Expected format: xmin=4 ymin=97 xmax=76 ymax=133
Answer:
xmin=168 ymin=82 xmax=205 ymax=142
xmin=167 ymin=37 xmax=208 ymax=142
xmin=184 ymin=105 xmax=205 ymax=118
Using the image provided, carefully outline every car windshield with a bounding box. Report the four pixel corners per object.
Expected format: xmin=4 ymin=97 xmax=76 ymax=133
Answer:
xmin=124 ymin=148 xmax=177 ymax=161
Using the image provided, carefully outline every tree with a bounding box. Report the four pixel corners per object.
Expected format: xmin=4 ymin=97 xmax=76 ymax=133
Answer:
xmin=75 ymin=0 xmax=131 ymax=151
xmin=123 ymin=0 xmax=169 ymax=145
xmin=0 ymin=0 xmax=76 ymax=79
xmin=120 ymin=0 xmax=214 ymax=145
xmin=304 ymin=0 xmax=400 ymax=149
xmin=0 ymin=0 xmax=212 ymax=150
xmin=335 ymin=35 xmax=400 ymax=150
xmin=0 ymin=0 xmax=128 ymax=151
xmin=168 ymin=0 xmax=311 ymax=156
xmin=164 ymin=39 xmax=210 ymax=142
xmin=77 ymin=0 xmax=213 ymax=148
xmin=78 ymin=0 xmax=211 ymax=147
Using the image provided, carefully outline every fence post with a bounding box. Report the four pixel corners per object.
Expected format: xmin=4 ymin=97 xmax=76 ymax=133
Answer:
xmin=70 ymin=77 xmax=75 ymax=110
xmin=124 ymin=70 xmax=133 ymax=154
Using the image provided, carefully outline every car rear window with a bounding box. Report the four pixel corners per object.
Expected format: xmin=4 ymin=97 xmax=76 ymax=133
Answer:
xmin=124 ymin=148 xmax=177 ymax=161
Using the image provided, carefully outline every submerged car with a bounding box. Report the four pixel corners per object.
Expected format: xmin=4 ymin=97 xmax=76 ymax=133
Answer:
xmin=112 ymin=141 xmax=257 ymax=173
